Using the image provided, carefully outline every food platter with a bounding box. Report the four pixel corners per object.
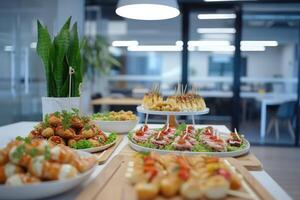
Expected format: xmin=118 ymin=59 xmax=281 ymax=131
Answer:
xmin=0 ymin=142 xmax=97 ymax=200
xmin=128 ymin=139 xmax=250 ymax=157
xmin=128 ymin=125 xmax=250 ymax=157
xmin=137 ymin=105 xmax=210 ymax=116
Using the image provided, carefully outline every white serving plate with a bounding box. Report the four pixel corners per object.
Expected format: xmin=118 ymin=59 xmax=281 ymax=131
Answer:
xmin=137 ymin=106 xmax=210 ymax=116
xmin=79 ymin=140 xmax=116 ymax=153
xmin=0 ymin=151 xmax=97 ymax=200
xmin=128 ymin=139 xmax=250 ymax=157
xmin=93 ymin=118 xmax=139 ymax=134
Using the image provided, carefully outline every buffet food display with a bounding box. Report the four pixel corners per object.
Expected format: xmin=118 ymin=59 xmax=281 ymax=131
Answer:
xmin=0 ymin=137 xmax=97 ymax=185
xmin=142 ymin=85 xmax=206 ymax=112
xmin=126 ymin=153 xmax=246 ymax=200
xmin=128 ymin=124 xmax=249 ymax=157
xmin=28 ymin=109 xmax=117 ymax=151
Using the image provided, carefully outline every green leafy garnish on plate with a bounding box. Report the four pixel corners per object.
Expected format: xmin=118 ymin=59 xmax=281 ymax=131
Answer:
xmin=106 ymin=133 xmax=117 ymax=145
xmin=71 ymin=140 xmax=93 ymax=149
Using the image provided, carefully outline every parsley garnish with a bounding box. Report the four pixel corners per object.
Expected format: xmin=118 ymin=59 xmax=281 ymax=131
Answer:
xmin=44 ymin=146 xmax=51 ymax=160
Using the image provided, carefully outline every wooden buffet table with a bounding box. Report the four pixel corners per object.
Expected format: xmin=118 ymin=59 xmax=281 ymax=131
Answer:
xmin=0 ymin=122 xmax=292 ymax=200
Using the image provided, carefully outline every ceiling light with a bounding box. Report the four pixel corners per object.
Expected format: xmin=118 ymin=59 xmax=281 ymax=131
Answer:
xmin=198 ymin=13 xmax=236 ymax=20
xmin=197 ymin=28 xmax=236 ymax=34
xmin=188 ymin=40 xmax=230 ymax=46
xmin=4 ymin=45 xmax=14 ymax=52
xmin=116 ymin=0 xmax=180 ymax=20
xmin=204 ymin=0 xmax=247 ymax=2
xmin=128 ymin=45 xmax=182 ymax=51
xmin=241 ymin=41 xmax=278 ymax=47
xmin=112 ymin=40 xmax=139 ymax=47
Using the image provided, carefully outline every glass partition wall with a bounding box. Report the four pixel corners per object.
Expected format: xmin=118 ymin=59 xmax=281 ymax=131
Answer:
xmin=240 ymin=4 xmax=300 ymax=145
xmin=188 ymin=8 xmax=236 ymax=128
xmin=86 ymin=5 xmax=182 ymax=123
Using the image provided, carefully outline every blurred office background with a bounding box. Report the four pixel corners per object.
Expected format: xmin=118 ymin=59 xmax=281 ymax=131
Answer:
xmin=0 ymin=0 xmax=300 ymax=146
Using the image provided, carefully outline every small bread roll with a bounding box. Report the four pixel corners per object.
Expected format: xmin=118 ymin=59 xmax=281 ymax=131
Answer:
xmin=204 ymin=175 xmax=230 ymax=199
xmin=135 ymin=182 xmax=159 ymax=200
xmin=180 ymin=180 xmax=203 ymax=200
xmin=160 ymin=175 xmax=181 ymax=197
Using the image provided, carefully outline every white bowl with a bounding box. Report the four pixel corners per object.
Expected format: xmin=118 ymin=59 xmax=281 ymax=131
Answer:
xmin=0 ymin=151 xmax=97 ymax=200
xmin=93 ymin=118 xmax=139 ymax=134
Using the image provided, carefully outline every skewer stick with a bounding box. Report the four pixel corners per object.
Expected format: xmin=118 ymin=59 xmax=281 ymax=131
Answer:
xmin=192 ymin=115 xmax=195 ymax=127
xmin=184 ymin=84 xmax=187 ymax=94
xmin=145 ymin=114 xmax=149 ymax=125
xmin=234 ymin=128 xmax=241 ymax=140
xmin=166 ymin=115 xmax=170 ymax=125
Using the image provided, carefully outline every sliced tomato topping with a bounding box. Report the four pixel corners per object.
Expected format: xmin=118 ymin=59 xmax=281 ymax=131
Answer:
xmin=218 ymin=168 xmax=231 ymax=180
xmin=178 ymin=169 xmax=190 ymax=181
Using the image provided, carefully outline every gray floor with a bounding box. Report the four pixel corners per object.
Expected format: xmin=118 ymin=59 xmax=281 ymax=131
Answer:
xmin=252 ymin=146 xmax=300 ymax=199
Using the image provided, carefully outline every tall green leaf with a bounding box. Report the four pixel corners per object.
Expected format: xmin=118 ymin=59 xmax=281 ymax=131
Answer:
xmin=36 ymin=21 xmax=53 ymax=96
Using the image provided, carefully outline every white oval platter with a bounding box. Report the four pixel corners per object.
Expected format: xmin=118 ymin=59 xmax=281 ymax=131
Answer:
xmin=136 ymin=106 xmax=210 ymax=116
xmin=128 ymin=139 xmax=250 ymax=157
xmin=0 ymin=151 xmax=97 ymax=200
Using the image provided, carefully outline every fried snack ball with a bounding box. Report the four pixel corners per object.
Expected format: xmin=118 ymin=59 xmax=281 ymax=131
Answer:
xmin=55 ymin=126 xmax=76 ymax=139
xmin=70 ymin=116 xmax=84 ymax=130
xmin=41 ymin=127 xmax=54 ymax=138
xmin=48 ymin=114 xmax=62 ymax=127
xmin=48 ymin=136 xmax=66 ymax=146
xmin=80 ymin=128 xmax=97 ymax=139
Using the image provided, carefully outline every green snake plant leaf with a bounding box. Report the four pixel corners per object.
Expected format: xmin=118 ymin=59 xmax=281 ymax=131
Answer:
xmin=67 ymin=22 xmax=82 ymax=97
xmin=36 ymin=20 xmax=53 ymax=96
xmin=53 ymin=22 xmax=71 ymax=97
xmin=37 ymin=17 xmax=83 ymax=97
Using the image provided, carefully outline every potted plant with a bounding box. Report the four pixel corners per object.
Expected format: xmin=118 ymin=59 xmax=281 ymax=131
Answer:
xmin=37 ymin=17 xmax=83 ymax=116
xmin=82 ymin=35 xmax=121 ymax=93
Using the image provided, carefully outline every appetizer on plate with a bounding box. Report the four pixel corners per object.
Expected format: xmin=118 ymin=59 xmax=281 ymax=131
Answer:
xmin=0 ymin=137 xmax=97 ymax=186
xmin=128 ymin=124 xmax=249 ymax=154
xmin=141 ymin=84 xmax=206 ymax=112
xmin=28 ymin=109 xmax=117 ymax=151
xmin=126 ymin=153 xmax=242 ymax=200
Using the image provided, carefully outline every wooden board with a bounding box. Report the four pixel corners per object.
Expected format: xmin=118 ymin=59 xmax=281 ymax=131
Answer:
xmin=93 ymin=135 xmax=124 ymax=164
xmin=76 ymin=155 xmax=274 ymax=200
xmin=120 ymin=145 xmax=263 ymax=171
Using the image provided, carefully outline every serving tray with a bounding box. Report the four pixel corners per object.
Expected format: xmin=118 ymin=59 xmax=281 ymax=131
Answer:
xmin=121 ymin=145 xmax=262 ymax=171
xmin=137 ymin=105 xmax=210 ymax=116
xmin=76 ymin=155 xmax=273 ymax=200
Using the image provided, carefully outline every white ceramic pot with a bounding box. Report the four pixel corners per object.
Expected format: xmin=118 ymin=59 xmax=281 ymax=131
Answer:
xmin=41 ymin=97 xmax=81 ymax=117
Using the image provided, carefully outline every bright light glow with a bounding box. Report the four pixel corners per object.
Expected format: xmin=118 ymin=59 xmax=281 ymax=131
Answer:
xmin=204 ymin=0 xmax=244 ymax=2
xmin=112 ymin=40 xmax=139 ymax=47
xmin=30 ymin=42 xmax=37 ymax=49
xmin=198 ymin=13 xmax=236 ymax=20
xmin=241 ymin=45 xmax=266 ymax=51
xmin=128 ymin=45 xmax=182 ymax=51
xmin=197 ymin=45 xmax=235 ymax=52
xmin=241 ymin=41 xmax=278 ymax=47
xmin=176 ymin=41 xmax=183 ymax=46
xmin=188 ymin=40 xmax=230 ymax=46
xmin=116 ymin=0 xmax=180 ymax=20
xmin=197 ymin=28 xmax=236 ymax=34
xmin=4 ymin=45 xmax=13 ymax=51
